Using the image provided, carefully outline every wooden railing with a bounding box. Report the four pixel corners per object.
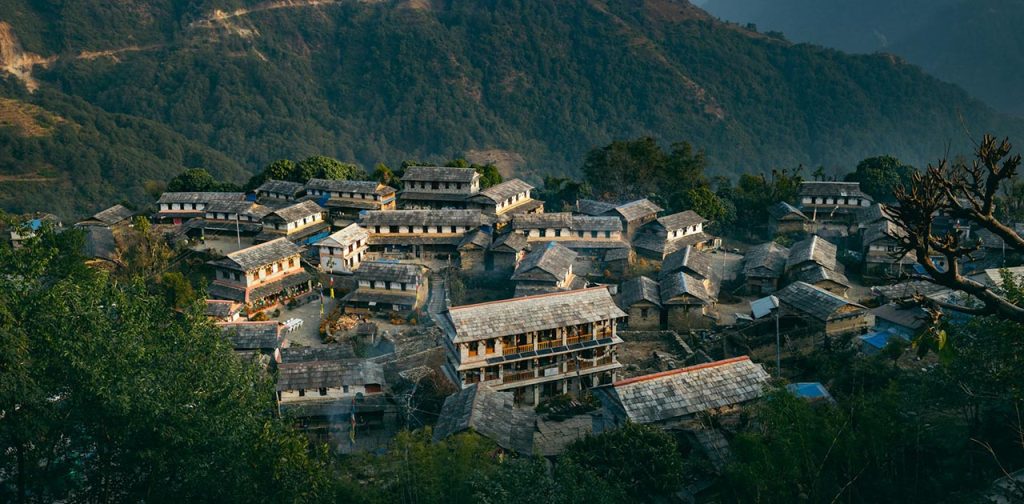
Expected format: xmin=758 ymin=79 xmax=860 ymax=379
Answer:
xmin=503 ymin=343 xmax=533 ymax=356
xmin=566 ymin=355 xmax=615 ymax=372
xmin=502 ymin=369 xmax=536 ymax=384
xmin=536 ymin=339 xmax=561 ymax=351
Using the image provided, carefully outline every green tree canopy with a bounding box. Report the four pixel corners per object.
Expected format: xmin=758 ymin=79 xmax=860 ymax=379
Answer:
xmin=844 ymin=155 xmax=917 ymax=203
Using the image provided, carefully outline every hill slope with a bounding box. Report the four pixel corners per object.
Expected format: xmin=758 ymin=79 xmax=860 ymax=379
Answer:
xmin=701 ymin=0 xmax=1024 ymax=116
xmin=1 ymin=0 xmax=1022 ymax=217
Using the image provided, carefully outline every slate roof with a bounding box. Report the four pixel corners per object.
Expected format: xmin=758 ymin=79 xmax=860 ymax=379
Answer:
xmin=214 ymin=237 xmax=301 ymax=271
xmin=445 ymin=287 xmax=626 ymax=343
xmin=615 ymin=199 xmax=663 ymax=221
xmin=661 ymin=245 xmax=714 ymax=280
xmin=512 ymin=242 xmax=577 ymax=283
xmin=660 ymin=271 xmax=716 ymax=305
xmin=458 ymin=229 xmax=492 ymax=250
xmin=432 ymin=384 xmax=535 ymax=453
xmin=859 ymin=202 xmax=895 ymax=224
xmin=768 ymin=201 xmax=807 ymax=220
xmin=617 ymin=276 xmax=662 ymax=308
xmin=217 ymin=321 xmax=281 ymax=350
xmin=280 ymin=345 xmax=355 ymax=363
xmin=360 ymin=209 xmax=486 ymax=228
xmin=305 ymin=178 xmax=395 ymax=196
xmin=786 ymin=235 xmax=838 ymax=272
xmin=472 ymin=179 xmax=533 ymax=204
xmin=82 ymin=226 xmax=117 ymax=261
xmin=743 ymin=242 xmax=790 ymax=279
xmin=344 ymin=289 xmax=419 ymax=306
xmin=204 ymin=299 xmax=240 ymax=319
xmin=401 ymin=166 xmax=479 ymax=183
xmin=869 ymin=303 xmax=928 ymax=330
xmin=204 ymin=200 xmax=273 ymax=218
xmin=276 ymin=359 xmax=386 ymax=391
xmin=512 ymin=212 xmax=573 ymax=229
xmin=634 ymin=231 xmax=714 ymax=257
xmin=256 ymin=179 xmax=306 ymax=197
xmin=775 ymin=281 xmax=865 ymax=322
xmin=794 ymin=265 xmax=850 ymax=289
xmin=572 ymin=215 xmax=622 ymax=232
xmin=798 ymin=181 xmax=868 ymax=199
xmin=84 ymin=204 xmax=134 ymax=226
xmin=576 ymin=199 xmax=618 ymax=216
xmin=321 ymin=224 xmax=369 ymax=248
xmin=266 ymin=200 xmax=324 ymax=223
xmin=594 ymin=356 xmax=770 ymax=424
xmin=490 ymin=231 xmax=529 ymax=252
xmin=871 ymin=281 xmax=951 ymax=302
xmin=355 ymin=261 xmax=423 ymax=284
xmin=157 ymin=192 xmax=245 ymax=204
xmin=657 ymin=210 xmax=706 ymax=231
xmin=862 ymin=219 xmax=905 ymax=247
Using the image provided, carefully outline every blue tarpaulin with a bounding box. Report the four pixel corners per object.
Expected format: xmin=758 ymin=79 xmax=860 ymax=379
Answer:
xmin=303 ymin=231 xmax=331 ymax=246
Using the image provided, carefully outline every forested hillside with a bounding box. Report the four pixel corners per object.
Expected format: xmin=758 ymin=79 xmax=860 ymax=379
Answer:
xmin=702 ymin=0 xmax=1024 ymax=116
xmin=1 ymin=0 xmax=1022 ymax=217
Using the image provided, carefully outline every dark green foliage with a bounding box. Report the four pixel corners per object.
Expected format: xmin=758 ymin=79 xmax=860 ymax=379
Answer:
xmin=475 ymin=456 xmax=626 ymax=504
xmin=159 ymin=271 xmax=196 ymax=309
xmin=536 ymin=176 xmax=591 ymax=212
xmin=564 ymin=422 xmax=686 ymax=499
xmin=167 ymin=167 xmax=239 ymax=192
xmin=720 ymin=167 xmax=804 ymax=237
xmin=582 ymin=138 xmax=708 ymax=211
xmin=0 ymin=227 xmax=338 ymax=502
xmin=844 ymin=155 xmax=917 ymax=203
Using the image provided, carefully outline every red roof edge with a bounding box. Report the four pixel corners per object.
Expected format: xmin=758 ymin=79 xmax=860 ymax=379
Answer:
xmin=613 ymin=356 xmax=752 ymax=387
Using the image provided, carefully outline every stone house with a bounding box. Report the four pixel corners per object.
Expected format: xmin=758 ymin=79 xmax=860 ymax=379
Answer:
xmin=467 ymin=178 xmax=544 ymax=222
xmin=660 ymin=270 xmax=718 ymax=330
xmin=255 ymin=179 xmax=306 ymax=203
xmin=785 ymin=235 xmax=850 ymax=296
xmin=440 ymin=287 xmax=625 ymax=406
xmin=633 ymin=210 xmax=715 ymax=259
xmin=742 ymin=241 xmax=790 ymax=294
xmin=767 ymin=201 xmax=809 ymax=235
xmin=457 ymin=229 xmax=493 ymax=274
xmin=256 ymin=200 xmax=328 ymax=243
xmin=207 ymin=238 xmax=312 ymax=310
xmin=342 ymin=261 xmax=427 ymax=315
xmin=775 ymin=281 xmax=874 ymax=337
xmin=577 ymin=198 xmax=663 ymax=240
xmin=797 ymin=181 xmax=872 ymax=236
xmin=399 ymin=166 xmax=480 ymax=209
xmin=155 ymin=192 xmax=246 ymax=225
xmin=318 ymin=223 xmax=370 ymax=275
xmin=616 ymin=276 xmax=662 ymax=330
xmin=217 ymin=320 xmax=288 ymax=362
xmin=304 ymin=178 xmax=397 ymax=223
xmin=359 ymin=209 xmax=489 ymax=260
xmin=488 ymin=232 xmax=530 ymax=274
xmin=511 ymin=242 xmax=586 ymax=297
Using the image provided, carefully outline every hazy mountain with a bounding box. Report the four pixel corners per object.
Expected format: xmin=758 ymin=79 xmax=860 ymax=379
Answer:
xmin=702 ymin=0 xmax=1024 ymax=116
xmin=1 ymin=0 xmax=1021 ymax=216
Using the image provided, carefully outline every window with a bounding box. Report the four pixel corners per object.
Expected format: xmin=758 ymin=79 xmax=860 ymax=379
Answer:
xmin=641 ymin=308 xmax=650 ymax=318
xmin=365 ymin=384 xmax=382 ymax=394
xmin=232 ymin=272 xmax=241 ymax=282
xmin=319 ymin=388 xmax=327 ymax=396
xmin=591 ymin=231 xmax=598 ymax=238
xmin=468 ymin=343 xmax=478 ymax=357
xmin=288 ymin=258 xmax=294 ymax=268
xmin=389 ymin=226 xmax=399 ymax=233
xmin=343 ymin=385 xmax=349 ymax=393
xmin=298 ymin=389 xmax=305 ymax=397
xmin=486 ymin=340 xmax=496 ymax=355
xmin=605 ymin=231 xmax=611 ymax=238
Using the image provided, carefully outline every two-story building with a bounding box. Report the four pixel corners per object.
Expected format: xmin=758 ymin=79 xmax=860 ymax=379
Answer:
xmin=276 ymin=358 xmax=392 ymax=439
xmin=255 ymin=200 xmax=328 ymax=243
xmin=775 ymin=281 xmax=874 ymax=338
xmin=633 ymin=210 xmax=716 ymax=259
xmin=342 ymin=261 xmax=427 ymax=315
xmin=466 ymin=178 xmax=544 ymax=222
xmin=742 ymin=241 xmax=790 ymax=294
xmin=359 ymin=209 xmax=489 ymax=259
xmin=217 ymin=320 xmax=288 ymax=362
xmin=255 ymin=179 xmax=306 ymax=204
xmin=511 ymin=242 xmax=586 ymax=297
xmin=399 ymin=166 xmax=480 ymax=209
xmin=660 ymin=270 xmax=719 ymax=330
xmin=440 ymin=287 xmax=626 ymax=406
xmin=200 ymin=200 xmax=272 ymax=237
xmin=511 ymin=212 xmax=630 ymax=263
xmin=577 ymin=198 xmax=663 ymax=240
xmin=207 ymin=237 xmax=312 ymax=311
xmin=305 ymin=178 xmax=397 ymax=223
xmin=318 ymin=223 xmax=370 ymax=275
xmin=797 ymin=181 xmax=872 ymax=235
xmin=155 ymin=192 xmax=246 ymax=225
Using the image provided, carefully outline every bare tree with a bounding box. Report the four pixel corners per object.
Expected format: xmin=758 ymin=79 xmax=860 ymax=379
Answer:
xmin=890 ymin=134 xmax=1024 ymax=322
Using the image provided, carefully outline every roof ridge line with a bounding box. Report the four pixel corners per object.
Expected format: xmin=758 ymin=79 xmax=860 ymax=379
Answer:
xmin=449 ymin=286 xmax=609 ymax=311
xmin=612 ymin=356 xmax=752 ymax=386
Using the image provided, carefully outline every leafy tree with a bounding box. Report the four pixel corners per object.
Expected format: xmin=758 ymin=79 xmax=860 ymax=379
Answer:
xmin=265 ymin=159 xmax=297 ymax=181
xmin=845 ymin=155 xmax=916 ymax=203
xmin=475 ymin=456 xmax=626 ymax=504
xmin=684 ymin=186 xmax=730 ymax=226
xmin=372 ymin=162 xmax=399 ymax=187
xmin=115 ymin=216 xmax=174 ymax=280
xmin=564 ymin=422 xmax=685 ymax=499
xmin=537 ymin=176 xmax=592 ymax=212
xmin=167 ymin=167 xmax=217 ymax=192
xmin=474 ymin=164 xmax=503 ymax=189
xmin=159 ymin=271 xmax=196 ymax=309
xmin=582 ymin=137 xmax=669 ymax=201
xmin=725 ymin=167 xmax=803 ymax=238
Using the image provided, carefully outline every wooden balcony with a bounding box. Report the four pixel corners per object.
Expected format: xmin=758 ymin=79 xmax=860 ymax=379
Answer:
xmin=502 ymin=343 xmax=533 ymax=356
xmin=502 ymin=369 xmax=536 ymax=384
xmin=566 ymin=355 xmax=615 ymax=372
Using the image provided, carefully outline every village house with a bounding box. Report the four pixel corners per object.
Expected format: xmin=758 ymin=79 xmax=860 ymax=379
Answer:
xmin=511 ymin=242 xmax=586 ymax=297
xmin=633 ymin=210 xmax=716 ymax=259
xmin=205 ymin=299 xmax=243 ymax=322
xmin=592 ymin=356 xmax=770 ymax=428
xmin=399 ymin=166 xmax=480 ymax=209
xmin=742 ymin=241 xmax=790 ymax=294
xmin=255 ymin=179 xmax=306 ymax=204
xmin=359 ymin=209 xmax=489 ymax=260
xmin=456 ymin=229 xmax=493 ymax=274
xmin=577 ymin=198 xmax=663 ymax=240
xmin=775 ymin=281 xmax=874 ymax=337
xmin=342 ymin=261 xmax=427 ymax=316
xmin=488 ymin=231 xmax=530 ymax=274
xmin=767 ymin=201 xmax=810 ymax=235
xmin=217 ymin=320 xmax=288 ymax=363
xmin=869 ymin=303 xmax=928 ymax=339
xmin=318 ymin=223 xmax=370 ymax=275
xmin=207 ymin=237 xmax=312 ymax=310
xmin=439 ymin=287 xmax=626 ymax=406
xmin=616 ymin=276 xmax=662 ymax=330
xmin=199 ymin=200 xmax=272 ymax=238
xmin=796 ymin=181 xmax=872 ymax=235
xmin=660 ymin=245 xmax=715 ymax=281
xmin=467 ymin=178 xmax=544 ymax=221
xmin=255 ymin=200 xmax=328 ymax=243
xmin=785 ymin=235 xmax=850 ymax=296
xmin=511 ymin=213 xmax=631 ymax=268
xmin=861 ymin=218 xmax=915 ymax=278
xmin=76 ymin=204 xmax=134 ymax=229
xmin=275 ymin=358 xmax=393 ymax=438
xmin=660 ymin=270 xmax=719 ymax=330
xmin=305 ymin=178 xmax=397 ymax=222
xmin=155 ymin=192 xmax=245 ymax=225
